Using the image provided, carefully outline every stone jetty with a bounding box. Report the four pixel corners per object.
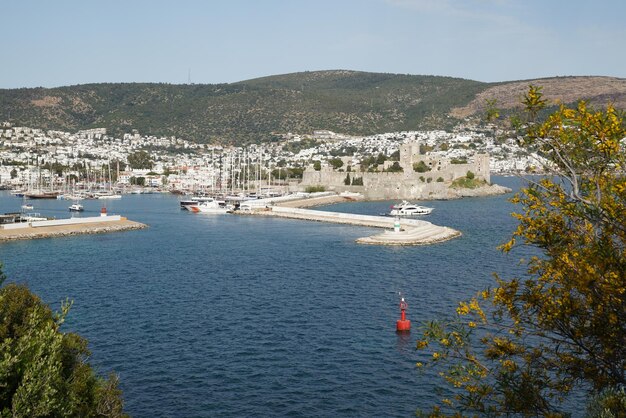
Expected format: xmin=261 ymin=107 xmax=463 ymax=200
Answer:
xmin=0 ymin=217 xmax=147 ymax=242
xmin=245 ymin=205 xmax=460 ymax=246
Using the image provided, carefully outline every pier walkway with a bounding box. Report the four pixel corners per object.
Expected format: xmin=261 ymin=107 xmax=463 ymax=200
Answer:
xmin=252 ymin=206 xmax=461 ymax=246
xmin=0 ymin=216 xmax=147 ymax=242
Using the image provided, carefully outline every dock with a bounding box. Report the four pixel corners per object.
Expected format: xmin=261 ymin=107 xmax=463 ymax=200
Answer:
xmin=243 ymin=206 xmax=461 ymax=246
xmin=0 ymin=215 xmax=147 ymax=242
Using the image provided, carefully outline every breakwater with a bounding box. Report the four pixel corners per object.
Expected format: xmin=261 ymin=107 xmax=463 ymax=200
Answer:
xmin=0 ymin=216 xmax=147 ymax=242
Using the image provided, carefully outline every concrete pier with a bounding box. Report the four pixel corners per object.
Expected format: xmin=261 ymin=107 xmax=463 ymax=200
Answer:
xmin=248 ymin=206 xmax=461 ymax=246
xmin=0 ymin=216 xmax=147 ymax=242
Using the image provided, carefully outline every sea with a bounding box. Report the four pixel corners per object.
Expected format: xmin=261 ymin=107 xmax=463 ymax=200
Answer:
xmin=0 ymin=176 xmax=539 ymax=417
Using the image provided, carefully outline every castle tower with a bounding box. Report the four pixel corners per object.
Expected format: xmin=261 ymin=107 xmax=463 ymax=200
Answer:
xmin=399 ymin=141 xmax=420 ymax=171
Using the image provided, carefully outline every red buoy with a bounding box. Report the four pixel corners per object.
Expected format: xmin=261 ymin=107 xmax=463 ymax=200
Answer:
xmin=100 ymin=206 xmax=107 ymax=217
xmin=396 ymin=297 xmax=411 ymax=332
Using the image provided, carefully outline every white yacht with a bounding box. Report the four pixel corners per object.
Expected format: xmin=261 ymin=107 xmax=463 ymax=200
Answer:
xmin=188 ymin=198 xmax=231 ymax=214
xmin=389 ymin=200 xmax=433 ymax=216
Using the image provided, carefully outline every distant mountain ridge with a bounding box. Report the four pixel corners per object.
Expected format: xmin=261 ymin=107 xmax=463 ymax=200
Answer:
xmin=1 ymin=70 xmax=624 ymax=145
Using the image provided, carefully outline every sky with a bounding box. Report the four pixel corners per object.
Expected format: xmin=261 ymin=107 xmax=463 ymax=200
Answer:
xmin=2 ymin=0 xmax=625 ymax=88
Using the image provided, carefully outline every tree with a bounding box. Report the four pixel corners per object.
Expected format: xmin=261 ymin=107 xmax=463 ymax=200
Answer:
xmin=344 ymin=173 xmax=351 ymax=185
xmin=10 ymin=168 xmax=17 ymax=179
xmin=126 ymin=151 xmax=153 ymax=170
xmin=413 ymin=161 xmax=430 ymax=173
xmin=0 ymin=263 xmax=127 ymax=417
xmin=416 ymin=88 xmax=626 ymax=416
xmin=313 ymin=160 xmax=321 ymax=171
xmin=385 ymin=161 xmax=403 ymax=172
xmin=329 ymin=158 xmax=344 ymax=170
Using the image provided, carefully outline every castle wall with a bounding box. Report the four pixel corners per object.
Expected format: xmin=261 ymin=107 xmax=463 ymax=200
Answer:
xmin=300 ymin=143 xmax=491 ymax=200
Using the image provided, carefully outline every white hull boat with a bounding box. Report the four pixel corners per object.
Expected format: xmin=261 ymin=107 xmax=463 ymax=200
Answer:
xmin=188 ymin=198 xmax=231 ymax=214
xmin=389 ymin=200 xmax=433 ymax=216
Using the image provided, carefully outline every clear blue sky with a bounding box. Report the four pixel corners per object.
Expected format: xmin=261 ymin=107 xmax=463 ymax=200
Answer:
xmin=2 ymin=0 xmax=625 ymax=88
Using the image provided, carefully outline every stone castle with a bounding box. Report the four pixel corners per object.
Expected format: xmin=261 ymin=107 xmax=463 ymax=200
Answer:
xmin=300 ymin=142 xmax=491 ymax=200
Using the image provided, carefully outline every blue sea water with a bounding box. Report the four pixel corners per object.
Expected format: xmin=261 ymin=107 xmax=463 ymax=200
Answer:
xmin=0 ymin=176 xmax=536 ymax=417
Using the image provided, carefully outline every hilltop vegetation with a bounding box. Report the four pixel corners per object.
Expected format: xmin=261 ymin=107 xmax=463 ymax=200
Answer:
xmin=1 ymin=70 xmax=624 ymax=145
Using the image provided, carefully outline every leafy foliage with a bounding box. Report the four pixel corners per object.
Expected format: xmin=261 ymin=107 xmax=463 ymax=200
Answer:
xmin=413 ymin=161 xmax=430 ymax=172
xmin=0 ymin=269 xmax=126 ymax=417
xmin=305 ymin=185 xmax=325 ymax=193
xmin=416 ymin=88 xmax=626 ymax=416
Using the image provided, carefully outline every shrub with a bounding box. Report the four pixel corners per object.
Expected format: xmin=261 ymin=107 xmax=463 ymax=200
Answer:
xmin=344 ymin=173 xmax=351 ymax=185
xmin=466 ymin=170 xmax=475 ymax=179
xmin=313 ymin=161 xmax=321 ymax=171
xmin=413 ymin=161 xmax=430 ymax=172
xmin=351 ymin=177 xmax=363 ymax=186
xmin=436 ymin=177 xmax=444 ymax=182
xmin=385 ymin=161 xmax=403 ymax=172
xmin=305 ymin=185 xmax=325 ymax=193
xmin=419 ymin=176 xmax=425 ymax=183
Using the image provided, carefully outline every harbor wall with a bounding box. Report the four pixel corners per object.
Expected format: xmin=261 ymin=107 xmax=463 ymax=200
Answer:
xmin=1 ymin=215 xmax=123 ymax=230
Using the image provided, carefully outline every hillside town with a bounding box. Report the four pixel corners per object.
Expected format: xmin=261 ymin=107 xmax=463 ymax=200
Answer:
xmin=0 ymin=122 xmax=545 ymax=194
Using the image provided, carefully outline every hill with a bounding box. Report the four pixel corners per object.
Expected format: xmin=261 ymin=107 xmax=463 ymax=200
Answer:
xmin=1 ymin=71 xmax=624 ymax=145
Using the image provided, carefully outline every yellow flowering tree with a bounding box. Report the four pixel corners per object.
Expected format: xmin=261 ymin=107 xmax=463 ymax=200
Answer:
xmin=416 ymin=86 xmax=626 ymax=416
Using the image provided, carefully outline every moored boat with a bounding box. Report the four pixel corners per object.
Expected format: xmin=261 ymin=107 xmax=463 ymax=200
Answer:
xmin=389 ymin=200 xmax=433 ymax=216
xmin=69 ymin=203 xmax=84 ymax=212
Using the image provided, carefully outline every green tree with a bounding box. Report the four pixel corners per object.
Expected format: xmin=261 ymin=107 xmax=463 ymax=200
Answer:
xmin=328 ymin=158 xmax=344 ymax=170
xmin=413 ymin=161 xmax=430 ymax=173
xmin=10 ymin=169 xmax=17 ymax=179
xmin=344 ymin=173 xmax=351 ymax=185
xmin=416 ymin=89 xmax=626 ymax=416
xmin=0 ymin=264 xmax=127 ymax=417
xmin=126 ymin=151 xmax=153 ymax=170
xmin=385 ymin=161 xmax=403 ymax=172
xmin=466 ymin=170 xmax=474 ymax=180
xmin=313 ymin=160 xmax=321 ymax=171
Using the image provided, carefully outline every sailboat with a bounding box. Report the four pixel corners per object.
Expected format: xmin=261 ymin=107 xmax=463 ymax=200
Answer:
xmin=96 ymin=159 xmax=122 ymax=199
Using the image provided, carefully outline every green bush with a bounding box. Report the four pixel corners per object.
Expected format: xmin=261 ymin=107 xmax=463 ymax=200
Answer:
xmin=436 ymin=177 xmax=444 ymax=182
xmin=466 ymin=170 xmax=475 ymax=179
xmin=419 ymin=176 xmax=425 ymax=183
xmin=385 ymin=161 xmax=403 ymax=172
xmin=413 ymin=161 xmax=430 ymax=173
xmin=450 ymin=157 xmax=468 ymax=164
xmin=344 ymin=173 xmax=351 ymax=185
xmin=0 ymin=274 xmax=127 ymax=417
xmin=313 ymin=161 xmax=321 ymax=171
xmin=305 ymin=185 xmax=326 ymax=193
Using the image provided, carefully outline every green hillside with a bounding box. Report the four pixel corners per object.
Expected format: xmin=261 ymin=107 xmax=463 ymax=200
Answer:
xmin=1 ymin=70 xmax=624 ymax=145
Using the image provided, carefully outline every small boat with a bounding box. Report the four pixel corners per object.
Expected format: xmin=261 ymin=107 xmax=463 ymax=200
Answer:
xmin=21 ymin=204 xmax=34 ymax=210
xmin=389 ymin=200 xmax=433 ymax=216
xmin=69 ymin=203 xmax=84 ymax=212
xmin=191 ymin=198 xmax=231 ymax=214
